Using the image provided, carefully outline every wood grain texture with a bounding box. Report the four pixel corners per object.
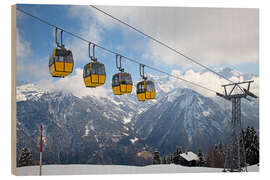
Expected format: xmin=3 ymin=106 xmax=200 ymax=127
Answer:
xmin=11 ymin=4 xmax=17 ymax=175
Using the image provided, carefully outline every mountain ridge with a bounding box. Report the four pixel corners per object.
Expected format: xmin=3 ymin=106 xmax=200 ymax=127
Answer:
xmin=15 ymin=67 xmax=259 ymax=165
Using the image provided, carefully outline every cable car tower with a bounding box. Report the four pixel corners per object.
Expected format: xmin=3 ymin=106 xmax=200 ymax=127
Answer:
xmin=216 ymin=80 xmax=258 ymax=172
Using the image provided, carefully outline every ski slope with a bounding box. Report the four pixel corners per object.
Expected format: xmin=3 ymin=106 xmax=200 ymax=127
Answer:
xmin=16 ymin=164 xmax=259 ymax=176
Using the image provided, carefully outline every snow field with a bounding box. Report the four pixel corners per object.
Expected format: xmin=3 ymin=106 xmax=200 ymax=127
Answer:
xmin=16 ymin=164 xmax=259 ymax=176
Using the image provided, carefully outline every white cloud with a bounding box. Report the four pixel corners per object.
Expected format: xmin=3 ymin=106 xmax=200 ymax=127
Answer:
xmin=16 ymin=31 xmax=49 ymax=81
xmin=16 ymin=31 xmax=32 ymax=59
xmin=38 ymin=68 xmax=110 ymax=98
xmin=88 ymin=6 xmax=259 ymax=67
xmin=65 ymin=6 xmax=105 ymax=63
xmin=67 ymin=24 xmax=103 ymax=63
xmin=16 ymin=9 xmax=25 ymax=22
xmin=16 ymin=59 xmax=49 ymax=81
xmin=162 ymin=69 xmax=259 ymax=98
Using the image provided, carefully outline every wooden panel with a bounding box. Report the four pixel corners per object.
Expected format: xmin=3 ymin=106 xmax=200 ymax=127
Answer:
xmin=11 ymin=4 xmax=17 ymax=175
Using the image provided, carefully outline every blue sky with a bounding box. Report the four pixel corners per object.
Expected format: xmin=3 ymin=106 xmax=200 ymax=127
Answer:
xmin=16 ymin=4 xmax=259 ymax=84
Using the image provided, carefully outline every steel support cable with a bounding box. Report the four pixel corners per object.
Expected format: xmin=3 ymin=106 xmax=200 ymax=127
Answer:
xmin=90 ymin=5 xmax=248 ymax=91
xmin=16 ymin=7 xmax=218 ymax=94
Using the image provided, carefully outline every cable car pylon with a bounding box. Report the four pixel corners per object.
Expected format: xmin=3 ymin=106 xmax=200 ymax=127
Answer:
xmin=216 ymin=80 xmax=258 ymax=172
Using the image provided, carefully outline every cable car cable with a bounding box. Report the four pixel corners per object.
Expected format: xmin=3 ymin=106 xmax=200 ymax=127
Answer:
xmin=89 ymin=5 xmax=246 ymax=89
xmin=16 ymin=7 xmax=219 ymax=94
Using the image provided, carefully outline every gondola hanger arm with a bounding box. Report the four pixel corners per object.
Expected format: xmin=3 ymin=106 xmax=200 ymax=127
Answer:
xmin=116 ymin=54 xmax=124 ymax=72
xmin=55 ymin=27 xmax=60 ymax=48
xmin=140 ymin=64 xmax=147 ymax=80
xmin=60 ymin=30 xmax=64 ymax=48
xmin=55 ymin=27 xmax=65 ymax=48
xmin=89 ymin=43 xmax=97 ymax=62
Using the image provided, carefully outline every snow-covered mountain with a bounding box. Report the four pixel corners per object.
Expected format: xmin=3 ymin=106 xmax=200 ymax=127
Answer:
xmin=133 ymin=88 xmax=230 ymax=154
xmin=133 ymin=87 xmax=258 ymax=154
xmin=16 ymin=82 xmax=45 ymax=101
xmin=16 ymin=67 xmax=259 ymax=165
xmin=216 ymin=67 xmax=258 ymax=81
xmin=215 ymin=67 xmax=243 ymax=79
xmin=16 ymin=90 xmax=153 ymax=166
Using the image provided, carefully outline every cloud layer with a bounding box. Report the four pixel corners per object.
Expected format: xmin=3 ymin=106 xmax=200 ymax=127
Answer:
xmin=16 ymin=31 xmax=32 ymax=59
xmin=36 ymin=67 xmax=259 ymax=100
xmin=38 ymin=68 xmax=110 ymax=98
xmin=153 ymin=68 xmax=259 ymax=98
xmin=89 ymin=6 xmax=259 ymax=67
xmin=16 ymin=31 xmax=49 ymax=81
xmin=66 ymin=6 xmax=105 ymax=63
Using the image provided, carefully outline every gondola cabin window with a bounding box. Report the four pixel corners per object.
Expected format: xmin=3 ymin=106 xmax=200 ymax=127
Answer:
xmin=121 ymin=73 xmax=132 ymax=85
xmin=113 ymin=74 xmax=120 ymax=86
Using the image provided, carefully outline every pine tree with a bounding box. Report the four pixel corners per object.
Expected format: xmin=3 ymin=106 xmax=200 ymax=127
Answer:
xmin=217 ymin=141 xmax=225 ymax=166
xmin=197 ymin=149 xmax=205 ymax=166
xmin=18 ymin=148 xmax=33 ymax=167
xmin=170 ymin=153 xmax=173 ymax=163
xmin=152 ymin=149 xmax=161 ymax=164
xmin=205 ymin=142 xmax=225 ymax=168
xmin=166 ymin=155 xmax=171 ymax=164
xmin=172 ymin=151 xmax=177 ymax=164
xmin=241 ymin=126 xmax=259 ymax=165
xmin=162 ymin=156 xmax=167 ymax=164
xmin=185 ymin=147 xmax=190 ymax=153
xmin=176 ymin=146 xmax=182 ymax=155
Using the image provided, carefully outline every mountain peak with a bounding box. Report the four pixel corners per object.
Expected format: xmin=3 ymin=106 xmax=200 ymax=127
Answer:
xmin=165 ymin=88 xmax=200 ymax=103
xmin=216 ymin=67 xmax=242 ymax=78
xmin=16 ymin=82 xmax=45 ymax=102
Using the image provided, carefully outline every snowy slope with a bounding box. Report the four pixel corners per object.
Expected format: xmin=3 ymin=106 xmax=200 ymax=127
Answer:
xmin=16 ymin=90 xmax=152 ymax=166
xmin=16 ymin=164 xmax=259 ymax=176
xmin=16 ymin=82 xmax=45 ymax=101
xmin=134 ymin=88 xmax=230 ymax=154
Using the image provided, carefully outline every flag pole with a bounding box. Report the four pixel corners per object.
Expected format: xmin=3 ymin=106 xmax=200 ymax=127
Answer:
xmin=40 ymin=124 xmax=43 ymax=176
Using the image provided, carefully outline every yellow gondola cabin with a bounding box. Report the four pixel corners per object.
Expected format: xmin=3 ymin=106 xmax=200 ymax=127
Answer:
xmin=112 ymin=72 xmax=133 ymax=95
xmin=49 ymin=48 xmax=74 ymax=77
xmin=112 ymin=55 xmax=133 ymax=95
xmin=136 ymin=64 xmax=156 ymax=101
xmin=137 ymin=80 xmax=156 ymax=101
xmin=83 ymin=62 xmax=106 ymax=87
xmin=49 ymin=28 xmax=74 ymax=78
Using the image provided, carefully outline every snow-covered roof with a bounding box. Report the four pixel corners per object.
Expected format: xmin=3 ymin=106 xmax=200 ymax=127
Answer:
xmin=179 ymin=151 xmax=199 ymax=162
